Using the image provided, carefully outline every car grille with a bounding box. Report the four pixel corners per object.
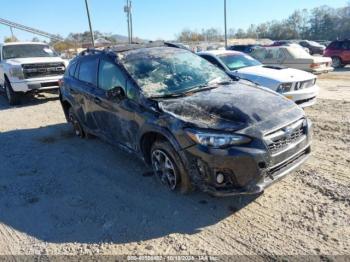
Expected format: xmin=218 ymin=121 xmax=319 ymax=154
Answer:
xmin=294 ymin=79 xmax=316 ymax=90
xmin=265 ymin=119 xmax=306 ymax=154
xmin=267 ymin=147 xmax=310 ymax=178
xmin=22 ymin=63 xmax=65 ymax=79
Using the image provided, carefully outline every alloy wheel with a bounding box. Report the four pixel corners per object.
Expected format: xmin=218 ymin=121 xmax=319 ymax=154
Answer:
xmin=151 ymin=149 xmax=178 ymax=190
xmin=332 ymin=57 xmax=341 ymax=68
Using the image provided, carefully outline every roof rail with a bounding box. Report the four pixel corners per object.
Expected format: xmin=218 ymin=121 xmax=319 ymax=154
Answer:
xmin=79 ymin=48 xmax=105 ymax=56
xmin=107 ymin=41 xmax=166 ymax=53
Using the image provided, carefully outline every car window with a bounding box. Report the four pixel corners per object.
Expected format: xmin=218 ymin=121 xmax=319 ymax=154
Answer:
xmin=264 ymin=49 xmax=285 ymax=60
xmin=78 ymin=57 xmax=98 ymax=86
xmin=68 ymin=61 xmax=77 ymax=77
xmin=341 ymin=41 xmax=350 ymax=50
xmin=287 ymin=47 xmax=312 ymax=58
xmin=329 ymin=41 xmax=341 ymax=49
xmin=251 ymin=48 xmax=266 ymax=60
xmin=120 ymin=47 xmax=231 ymax=98
xmin=98 ymin=59 xmax=126 ymax=91
xmin=218 ymin=54 xmax=262 ymax=70
xmin=201 ymin=55 xmax=225 ymax=70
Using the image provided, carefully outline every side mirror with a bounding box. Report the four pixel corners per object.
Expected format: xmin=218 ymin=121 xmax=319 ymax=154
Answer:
xmin=106 ymin=86 xmax=126 ymax=101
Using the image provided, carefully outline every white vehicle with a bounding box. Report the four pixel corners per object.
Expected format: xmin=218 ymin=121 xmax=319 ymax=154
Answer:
xmin=199 ymin=50 xmax=319 ymax=108
xmin=250 ymin=45 xmax=333 ymax=74
xmin=0 ymin=42 xmax=67 ymax=105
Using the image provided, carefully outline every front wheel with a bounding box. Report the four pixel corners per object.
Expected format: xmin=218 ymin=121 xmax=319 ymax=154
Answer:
xmin=151 ymin=140 xmax=192 ymax=194
xmin=4 ymin=80 xmax=20 ymax=105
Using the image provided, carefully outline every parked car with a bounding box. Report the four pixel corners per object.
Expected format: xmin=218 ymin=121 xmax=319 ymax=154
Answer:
xmin=59 ymin=43 xmax=312 ymax=196
xmin=0 ymin=42 xmax=67 ymax=105
xmin=199 ymin=50 xmax=319 ymax=108
xmin=298 ymin=40 xmax=326 ymax=55
xmin=269 ymin=41 xmax=310 ymax=54
xmin=250 ymin=46 xmax=333 ymax=74
xmin=227 ymin=44 xmax=261 ymax=54
xmin=324 ymin=39 xmax=350 ymax=68
xmin=315 ymin=40 xmax=331 ymax=47
xmin=269 ymin=40 xmax=294 ymax=47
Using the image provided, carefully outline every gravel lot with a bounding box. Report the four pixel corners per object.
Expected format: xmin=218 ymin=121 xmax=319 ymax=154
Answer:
xmin=0 ymin=68 xmax=349 ymax=257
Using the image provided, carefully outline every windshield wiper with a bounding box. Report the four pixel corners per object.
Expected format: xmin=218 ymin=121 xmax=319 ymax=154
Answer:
xmin=149 ymin=80 xmax=233 ymax=99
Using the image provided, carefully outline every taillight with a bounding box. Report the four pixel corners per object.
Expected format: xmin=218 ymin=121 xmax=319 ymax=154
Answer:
xmin=310 ymin=63 xmax=320 ymax=69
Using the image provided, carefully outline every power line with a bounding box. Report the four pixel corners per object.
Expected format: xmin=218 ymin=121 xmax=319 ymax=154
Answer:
xmin=0 ymin=17 xmax=63 ymax=41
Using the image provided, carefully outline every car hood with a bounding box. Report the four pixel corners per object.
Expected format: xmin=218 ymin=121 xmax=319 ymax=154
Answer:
xmin=5 ymin=57 xmax=65 ymax=66
xmin=158 ymin=83 xmax=304 ymax=132
xmin=234 ymin=65 xmax=315 ymax=83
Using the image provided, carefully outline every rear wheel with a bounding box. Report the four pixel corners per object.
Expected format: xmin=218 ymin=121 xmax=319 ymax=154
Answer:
xmin=68 ymin=107 xmax=85 ymax=138
xmin=332 ymin=57 xmax=342 ymax=68
xmin=151 ymin=140 xmax=192 ymax=194
xmin=4 ymin=79 xmax=20 ymax=105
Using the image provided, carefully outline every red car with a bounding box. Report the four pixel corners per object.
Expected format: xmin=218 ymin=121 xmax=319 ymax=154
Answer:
xmin=324 ymin=40 xmax=350 ymax=68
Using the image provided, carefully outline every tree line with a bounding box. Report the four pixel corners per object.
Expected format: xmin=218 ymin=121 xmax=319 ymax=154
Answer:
xmin=177 ymin=3 xmax=350 ymax=42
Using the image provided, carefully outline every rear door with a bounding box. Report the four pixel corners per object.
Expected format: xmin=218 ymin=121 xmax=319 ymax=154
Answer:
xmin=74 ymin=55 xmax=100 ymax=133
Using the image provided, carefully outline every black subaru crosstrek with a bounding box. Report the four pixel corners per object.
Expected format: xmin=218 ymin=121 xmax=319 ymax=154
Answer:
xmin=59 ymin=42 xmax=312 ymax=196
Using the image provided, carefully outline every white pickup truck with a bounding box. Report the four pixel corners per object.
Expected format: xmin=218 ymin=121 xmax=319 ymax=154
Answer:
xmin=0 ymin=42 xmax=67 ymax=105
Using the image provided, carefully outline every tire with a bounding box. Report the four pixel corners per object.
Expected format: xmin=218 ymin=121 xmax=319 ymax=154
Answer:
xmin=4 ymin=79 xmax=20 ymax=105
xmin=332 ymin=57 xmax=342 ymax=68
xmin=68 ymin=107 xmax=85 ymax=138
xmin=151 ymin=140 xmax=192 ymax=194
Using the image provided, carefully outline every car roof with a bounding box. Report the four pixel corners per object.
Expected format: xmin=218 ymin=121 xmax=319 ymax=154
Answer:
xmin=198 ymin=50 xmax=244 ymax=56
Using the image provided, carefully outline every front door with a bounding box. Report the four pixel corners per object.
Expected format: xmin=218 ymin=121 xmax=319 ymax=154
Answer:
xmin=91 ymin=57 xmax=135 ymax=149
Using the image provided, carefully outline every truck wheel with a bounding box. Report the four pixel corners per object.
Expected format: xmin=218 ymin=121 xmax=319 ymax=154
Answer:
xmin=332 ymin=57 xmax=342 ymax=68
xmin=4 ymin=79 xmax=20 ymax=105
xmin=151 ymin=140 xmax=192 ymax=194
xmin=68 ymin=107 xmax=85 ymax=138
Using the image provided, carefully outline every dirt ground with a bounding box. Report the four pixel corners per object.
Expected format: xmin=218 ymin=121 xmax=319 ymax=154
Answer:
xmin=0 ymin=68 xmax=349 ymax=258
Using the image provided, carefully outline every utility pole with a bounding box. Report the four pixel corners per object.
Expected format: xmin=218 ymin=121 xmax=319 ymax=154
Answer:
xmin=224 ymin=0 xmax=228 ymax=49
xmin=130 ymin=0 xmax=133 ymax=43
xmin=84 ymin=0 xmax=95 ymax=47
xmin=10 ymin=26 xmax=14 ymax=40
xmin=124 ymin=0 xmax=133 ymax=44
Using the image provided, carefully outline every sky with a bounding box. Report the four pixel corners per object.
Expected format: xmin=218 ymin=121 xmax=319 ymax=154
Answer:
xmin=0 ymin=0 xmax=348 ymax=42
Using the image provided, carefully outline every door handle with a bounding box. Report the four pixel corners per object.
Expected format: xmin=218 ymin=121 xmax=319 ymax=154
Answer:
xmin=94 ymin=97 xmax=102 ymax=104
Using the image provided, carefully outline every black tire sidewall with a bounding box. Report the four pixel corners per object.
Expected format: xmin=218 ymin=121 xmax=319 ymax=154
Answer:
xmin=332 ymin=57 xmax=342 ymax=68
xmin=4 ymin=80 xmax=19 ymax=105
xmin=151 ymin=140 xmax=192 ymax=194
xmin=68 ymin=107 xmax=85 ymax=138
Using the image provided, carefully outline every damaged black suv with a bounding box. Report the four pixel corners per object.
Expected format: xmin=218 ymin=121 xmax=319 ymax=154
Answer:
xmin=59 ymin=42 xmax=312 ymax=196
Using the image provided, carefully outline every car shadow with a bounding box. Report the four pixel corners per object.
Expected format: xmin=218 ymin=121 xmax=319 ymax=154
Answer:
xmin=0 ymin=90 xmax=59 ymax=110
xmin=0 ymin=123 xmax=260 ymax=244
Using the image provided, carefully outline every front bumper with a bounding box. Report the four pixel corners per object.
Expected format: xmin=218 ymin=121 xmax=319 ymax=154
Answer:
xmin=9 ymin=76 xmax=62 ymax=93
xmin=311 ymin=66 xmax=334 ymax=75
xmin=204 ymin=145 xmax=311 ymax=197
xmin=181 ymin=121 xmax=312 ymax=197
xmin=284 ymin=84 xmax=319 ymax=108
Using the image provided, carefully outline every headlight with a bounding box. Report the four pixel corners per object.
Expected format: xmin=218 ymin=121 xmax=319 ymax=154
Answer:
xmin=9 ymin=66 xmax=24 ymax=80
xmin=277 ymin=83 xmax=293 ymax=93
xmin=185 ymin=129 xmax=251 ymax=148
